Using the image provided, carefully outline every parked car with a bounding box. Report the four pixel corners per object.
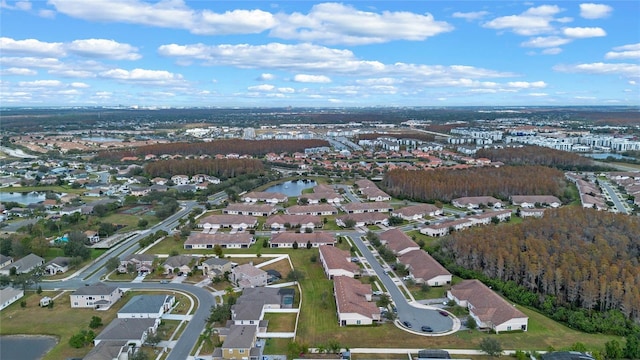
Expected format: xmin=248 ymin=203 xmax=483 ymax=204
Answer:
xmin=438 ymin=310 xmax=448 ymax=317
xmin=421 ymin=325 xmax=433 ymax=332
xmin=160 ymin=280 xmax=168 ymax=284
xmin=402 ymin=321 xmax=412 ymax=328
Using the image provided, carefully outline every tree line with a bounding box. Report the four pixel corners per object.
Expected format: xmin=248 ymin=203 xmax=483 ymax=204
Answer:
xmin=436 ymin=207 xmax=640 ymax=333
xmin=144 ymin=158 xmax=264 ymax=179
xmin=475 ymin=146 xmax=608 ymax=171
xmin=96 ymin=139 xmax=329 ymax=161
xmin=381 ymin=165 xmax=570 ymax=203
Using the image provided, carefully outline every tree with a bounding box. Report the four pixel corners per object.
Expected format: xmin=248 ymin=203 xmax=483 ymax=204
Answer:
xmin=144 ymin=332 xmax=162 ymax=347
xmin=604 ymin=339 xmax=623 ymax=360
xmin=306 ymin=240 xmax=312 ymax=249
xmin=624 ymin=332 xmax=640 ymax=359
xmin=479 ymin=337 xmax=502 ymax=357
xmin=343 ymin=218 xmax=356 ymax=228
xmin=466 ymin=317 xmax=477 ymax=330
xmin=388 ymin=216 xmax=403 ymax=226
xmin=292 ymin=241 xmax=299 ymax=250
xmin=286 ymin=269 xmax=305 ymax=282
xmin=138 ymin=218 xmax=149 ymax=228
xmin=89 ymin=316 xmax=103 ymax=329
xmin=131 ymin=349 xmax=150 ymax=360
xmin=213 ymin=244 xmax=224 ymax=258
xmin=93 ymin=204 xmax=108 ymax=217
xmin=105 ymin=257 xmax=120 ymax=272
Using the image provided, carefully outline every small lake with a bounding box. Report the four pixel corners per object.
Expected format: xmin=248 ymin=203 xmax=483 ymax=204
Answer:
xmin=0 ymin=335 xmax=57 ymax=360
xmin=81 ymin=136 xmax=122 ymax=142
xmin=0 ymin=192 xmax=48 ymax=205
xmin=264 ymin=180 xmax=317 ymax=196
xmin=585 ymin=153 xmax=636 ymax=160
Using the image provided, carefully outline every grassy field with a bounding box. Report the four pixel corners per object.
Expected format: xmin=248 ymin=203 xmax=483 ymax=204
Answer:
xmin=263 ymin=313 xmax=297 ymax=332
xmin=0 ymin=185 xmax=86 ymax=195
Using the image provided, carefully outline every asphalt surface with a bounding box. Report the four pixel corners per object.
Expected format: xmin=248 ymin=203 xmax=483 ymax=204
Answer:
xmin=600 ymin=181 xmax=629 ymax=214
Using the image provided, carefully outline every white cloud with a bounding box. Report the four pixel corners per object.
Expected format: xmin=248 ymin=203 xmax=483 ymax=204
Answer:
xmin=554 ymin=62 xmax=640 ymax=78
xmin=579 ymin=3 xmax=613 ymax=19
xmin=196 ymin=9 xmax=276 ymax=35
xmin=39 ymin=9 xmax=56 ymax=18
xmin=99 ymin=68 xmax=185 ymax=85
xmin=629 ymin=80 xmax=637 ymax=85
xmin=0 ymin=67 xmax=37 ymax=76
xmin=271 ymin=3 xmax=453 ymax=45
xmin=507 ymin=81 xmax=547 ymax=88
xmin=257 ymin=73 xmax=275 ymax=81
xmin=452 ymin=11 xmax=489 ymax=21
xmin=483 ymin=5 xmax=565 ymax=36
xmin=562 ymin=27 xmax=606 ymax=38
xmin=247 ymin=84 xmax=275 ymax=92
xmin=67 ymin=39 xmax=141 ymax=60
xmin=278 ymin=87 xmax=295 ymax=93
xmin=71 ymin=82 xmax=89 ymax=88
xmin=293 ymin=74 xmax=331 ymax=83
xmin=521 ymin=36 xmax=572 ymax=48
xmin=18 ymin=79 xmax=62 ymax=87
xmin=605 ymin=43 xmax=640 ymax=60
xmin=528 ymin=93 xmax=548 ymax=97
xmin=542 ymin=48 xmax=563 ymax=55
xmin=0 ymin=37 xmax=65 ymax=57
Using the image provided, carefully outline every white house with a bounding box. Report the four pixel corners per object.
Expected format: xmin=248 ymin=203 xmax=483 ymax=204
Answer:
xmin=70 ymin=282 xmax=122 ymax=310
xmin=0 ymin=287 xmax=24 ymax=311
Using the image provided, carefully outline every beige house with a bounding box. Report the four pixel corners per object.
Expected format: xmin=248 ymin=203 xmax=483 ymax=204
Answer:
xmin=319 ymin=245 xmax=359 ymax=279
xmin=70 ymin=282 xmax=122 ymax=310
xmin=231 ymin=264 xmax=268 ymax=289
xmin=334 ymin=276 xmax=380 ymax=326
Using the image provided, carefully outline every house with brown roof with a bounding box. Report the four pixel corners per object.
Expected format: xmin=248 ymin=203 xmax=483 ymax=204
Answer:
xmin=269 ymin=232 xmax=335 ymax=249
xmin=241 ymin=191 xmax=288 ymax=204
xmin=231 ymin=263 xmax=268 ymax=289
xmin=319 ymin=245 xmax=359 ymax=279
xmin=298 ymin=191 xmax=342 ymax=205
xmin=379 ymin=228 xmax=419 ymax=256
xmin=285 ymin=204 xmax=338 ymax=216
xmin=448 ymin=279 xmax=528 ymax=333
xmin=201 ymin=258 xmax=233 ymax=279
xmin=468 ymin=209 xmax=512 ymax=225
xmin=398 ymin=250 xmax=451 ymax=286
xmin=392 ymin=204 xmax=442 ymax=220
xmin=333 ymin=276 xmax=380 ymax=326
xmin=419 ymin=218 xmax=475 ymax=237
xmin=119 ymin=253 xmax=155 ymax=274
xmin=198 ymin=215 xmax=258 ymax=232
xmin=336 ymin=212 xmax=389 ymax=228
xmin=162 ymin=255 xmax=194 ymax=275
xmin=341 ymin=202 xmax=393 ymax=214
xmin=184 ymin=233 xmax=254 ymax=249
xmin=355 ymin=179 xmax=391 ymax=201
xmin=511 ymin=195 xmax=562 ymax=208
xmin=85 ymin=230 xmax=100 ymax=243
xmin=223 ymin=204 xmax=277 ymax=217
xmin=451 ymin=196 xmax=502 ymax=209
xmin=265 ymin=214 xmax=322 ymax=231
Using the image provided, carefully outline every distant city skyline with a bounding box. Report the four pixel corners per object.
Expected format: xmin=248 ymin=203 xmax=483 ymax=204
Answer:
xmin=1 ymin=1 xmax=639 ymax=107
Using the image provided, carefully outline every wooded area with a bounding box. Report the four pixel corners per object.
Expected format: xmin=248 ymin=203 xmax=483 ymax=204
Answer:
xmin=476 ymin=146 xmax=599 ymax=170
xmin=382 ymin=165 xmax=569 ymax=202
xmin=96 ymin=139 xmax=329 ymax=161
xmin=144 ymin=158 xmax=264 ymax=179
xmin=439 ymin=207 xmax=640 ymax=327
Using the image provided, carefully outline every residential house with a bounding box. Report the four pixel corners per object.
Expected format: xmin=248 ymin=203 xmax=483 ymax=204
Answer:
xmin=223 ymin=204 xmax=277 ymax=217
xmin=94 ymin=318 xmax=159 ymax=347
xmin=85 ymin=230 xmax=100 ymax=244
xmin=285 ymin=204 xmax=338 ymax=216
xmin=448 ymin=279 xmax=528 ymax=333
xmin=119 ymin=253 xmax=155 ymax=274
xmin=0 ymin=287 xmax=24 ymax=311
xmin=231 ymin=263 xmax=268 ymax=289
xmin=264 ymin=214 xmax=322 ymax=231
xmin=451 ymin=196 xmax=503 ymax=209
xmin=379 ymin=228 xmax=420 ymax=256
xmin=185 ymin=233 xmax=255 ymax=250
xmin=468 ymin=209 xmax=512 ymax=225
xmin=163 ymin=255 xmax=194 ymax=275
xmin=334 ymin=275 xmax=380 ymax=326
xmin=44 ymin=256 xmax=71 ymax=275
xmin=392 ymin=204 xmax=442 ymax=220
xmin=171 ymin=175 xmax=190 ymax=185
xmin=519 ymin=208 xmax=546 ymax=218
xmin=214 ymin=324 xmax=262 ymax=360
xmin=269 ymin=232 xmax=335 ymax=249
xmin=201 ymin=257 xmax=233 ymax=279
xmin=117 ymin=294 xmax=175 ymax=318
xmin=299 ymin=191 xmax=342 ymax=205
xmin=511 ymin=195 xmax=562 ymax=208
xmin=241 ymin=191 xmax=288 ymax=204
xmin=0 ymin=253 xmax=44 ymax=276
xmin=70 ymin=282 xmax=122 ymax=309
xmin=341 ymin=202 xmax=393 ymax=214
xmin=319 ymin=245 xmax=359 ymax=279
xmin=83 ymin=341 xmax=135 ymax=360
xmin=0 ymin=254 xmax=13 ymax=269
xmin=230 ymin=287 xmax=295 ymax=326
xmin=419 ymin=218 xmax=475 ymax=237
xmin=198 ymin=215 xmax=258 ymax=232
xmin=336 ymin=212 xmax=389 ymax=228
xmin=129 ymin=186 xmax=150 ymax=197
xmin=398 ymin=250 xmax=451 ymax=286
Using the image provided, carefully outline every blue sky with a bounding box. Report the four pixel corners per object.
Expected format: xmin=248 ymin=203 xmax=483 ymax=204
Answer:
xmin=1 ymin=1 xmax=638 ymax=107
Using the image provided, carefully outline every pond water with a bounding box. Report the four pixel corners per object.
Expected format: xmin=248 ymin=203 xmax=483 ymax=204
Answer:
xmin=585 ymin=153 xmax=636 ymax=160
xmin=264 ymin=180 xmax=317 ymax=196
xmin=81 ymin=136 xmax=122 ymax=142
xmin=0 ymin=192 xmax=47 ymax=205
xmin=0 ymin=335 xmax=57 ymax=360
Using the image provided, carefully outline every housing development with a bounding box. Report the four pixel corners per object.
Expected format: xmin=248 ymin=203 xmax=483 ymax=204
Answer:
xmin=0 ymin=106 xmax=639 ymax=360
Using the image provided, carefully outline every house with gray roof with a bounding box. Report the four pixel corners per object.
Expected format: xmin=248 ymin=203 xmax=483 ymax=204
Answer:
xmin=201 ymin=257 xmax=233 ymax=279
xmin=118 ymin=294 xmax=175 ymax=319
xmin=213 ymin=324 xmax=262 ymax=360
xmin=94 ymin=318 xmax=159 ymax=347
xmin=231 ymin=264 xmax=267 ymax=289
xmin=163 ymin=255 xmax=194 ymax=275
xmin=44 ymin=256 xmax=71 ymax=275
xmin=0 ymin=254 xmax=13 ymax=269
xmin=0 ymin=253 xmax=44 ymax=276
xmin=83 ymin=340 xmax=134 ymax=360
xmin=0 ymin=287 xmax=24 ymax=311
xmin=70 ymin=282 xmax=122 ymax=309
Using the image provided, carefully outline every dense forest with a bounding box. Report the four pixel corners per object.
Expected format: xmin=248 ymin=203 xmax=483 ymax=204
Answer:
xmin=144 ymin=158 xmax=264 ymax=179
xmin=382 ymin=166 xmax=569 ymax=202
xmin=96 ymin=139 xmax=329 ymax=161
xmin=438 ymin=207 xmax=640 ymax=330
xmin=475 ymin=146 xmax=604 ymax=170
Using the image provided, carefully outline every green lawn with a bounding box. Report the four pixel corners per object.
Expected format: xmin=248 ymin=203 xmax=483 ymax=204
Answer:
xmin=263 ymin=313 xmax=297 ymax=332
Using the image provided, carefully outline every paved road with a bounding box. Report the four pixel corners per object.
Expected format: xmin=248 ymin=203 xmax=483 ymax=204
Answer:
xmin=345 ymin=231 xmax=454 ymax=334
xmin=600 ymin=181 xmax=629 ymax=214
